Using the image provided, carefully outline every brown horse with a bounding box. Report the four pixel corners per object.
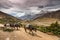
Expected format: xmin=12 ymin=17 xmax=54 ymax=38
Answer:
xmin=24 ymin=24 xmax=37 ymax=35
xmin=4 ymin=23 xmax=21 ymax=30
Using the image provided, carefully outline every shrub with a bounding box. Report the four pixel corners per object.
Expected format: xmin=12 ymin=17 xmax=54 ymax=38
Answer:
xmin=3 ymin=28 xmax=14 ymax=32
xmin=38 ymin=21 xmax=60 ymax=36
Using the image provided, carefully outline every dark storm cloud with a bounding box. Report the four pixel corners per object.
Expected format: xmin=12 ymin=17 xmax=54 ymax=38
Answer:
xmin=0 ymin=0 xmax=13 ymax=9
xmin=0 ymin=0 xmax=60 ymax=9
xmin=46 ymin=0 xmax=60 ymax=6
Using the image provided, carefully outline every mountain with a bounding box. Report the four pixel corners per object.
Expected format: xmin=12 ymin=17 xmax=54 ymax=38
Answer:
xmin=18 ymin=6 xmax=60 ymax=20
xmin=0 ymin=11 xmax=22 ymax=23
xmin=24 ymin=10 xmax=60 ymax=26
xmin=35 ymin=10 xmax=60 ymax=20
xmin=1 ymin=6 xmax=60 ymax=20
xmin=20 ymin=13 xmax=44 ymax=20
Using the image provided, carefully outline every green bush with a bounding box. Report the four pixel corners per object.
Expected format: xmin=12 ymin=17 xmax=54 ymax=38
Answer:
xmin=38 ymin=27 xmax=48 ymax=33
xmin=38 ymin=21 xmax=60 ymax=36
xmin=3 ymin=28 xmax=14 ymax=32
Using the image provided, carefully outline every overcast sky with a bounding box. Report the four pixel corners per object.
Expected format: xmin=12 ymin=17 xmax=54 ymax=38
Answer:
xmin=0 ymin=0 xmax=60 ymax=9
xmin=0 ymin=0 xmax=60 ymax=17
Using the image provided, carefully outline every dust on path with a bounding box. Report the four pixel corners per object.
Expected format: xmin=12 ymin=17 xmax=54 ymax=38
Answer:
xmin=0 ymin=28 xmax=59 ymax=40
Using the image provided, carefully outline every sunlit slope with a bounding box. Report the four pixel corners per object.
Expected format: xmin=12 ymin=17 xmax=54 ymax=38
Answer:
xmin=0 ymin=11 xmax=22 ymax=23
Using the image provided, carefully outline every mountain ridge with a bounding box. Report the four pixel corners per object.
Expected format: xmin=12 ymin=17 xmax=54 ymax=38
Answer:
xmin=0 ymin=11 xmax=22 ymax=23
xmin=35 ymin=10 xmax=60 ymax=20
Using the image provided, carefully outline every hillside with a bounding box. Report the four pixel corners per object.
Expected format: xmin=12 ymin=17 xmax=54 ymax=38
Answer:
xmin=0 ymin=11 xmax=22 ymax=23
xmin=26 ymin=10 xmax=60 ymax=26
xmin=37 ymin=10 xmax=60 ymax=19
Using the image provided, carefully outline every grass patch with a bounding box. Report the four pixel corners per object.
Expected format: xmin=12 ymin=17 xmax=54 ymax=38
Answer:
xmin=3 ymin=28 xmax=14 ymax=32
xmin=38 ymin=21 xmax=60 ymax=36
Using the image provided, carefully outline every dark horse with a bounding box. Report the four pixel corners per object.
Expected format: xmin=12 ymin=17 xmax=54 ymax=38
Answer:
xmin=4 ymin=23 xmax=21 ymax=30
xmin=24 ymin=24 xmax=37 ymax=35
xmin=14 ymin=23 xmax=21 ymax=30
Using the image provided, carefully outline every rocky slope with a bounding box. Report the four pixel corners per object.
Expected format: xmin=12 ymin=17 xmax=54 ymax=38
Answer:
xmin=35 ymin=10 xmax=60 ymax=20
xmin=0 ymin=11 xmax=22 ymax=23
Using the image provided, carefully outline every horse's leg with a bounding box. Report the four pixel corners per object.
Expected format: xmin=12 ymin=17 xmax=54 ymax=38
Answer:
xmin=29 ymin=30 xmax=34 ymax=36
xmin=13 ymin=27 xmax=15 ymax=30
xmin=35 ymin=29 xmax=37 ymax=32
xmin=34 ymin=28 xmax=37 ymax=32
xmin=29 ymin=29 xmax=34 ymax=36
xmin=32 ymin=30 xmax=34 ymax=36
xmin=18 ymin=26 xmax=20 ymax=30
xmin=29 ymin=29 xmax=32 ymax=34
xmin=17 ymin=27 xmax=19 ymax=30
xmin=25 ymin=28 xmax=27 ymax=32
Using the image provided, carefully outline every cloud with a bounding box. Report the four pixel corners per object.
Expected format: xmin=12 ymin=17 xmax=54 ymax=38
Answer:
xmin=0 ymin=0 xmax=13 ymax=9
xmin=9 ymin=0 xmax=27 ymax=4
xmin=0 ymin=7 xmax=25 ymax=17
xmin=0 ymin=0 xmax=60 ymax=18
xmin=0 ymin=0 xmax=60 ymax=9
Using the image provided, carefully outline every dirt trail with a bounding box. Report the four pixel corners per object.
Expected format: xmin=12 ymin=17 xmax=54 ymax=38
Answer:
xmin=0 ymin=28 xmax=59 ymax=40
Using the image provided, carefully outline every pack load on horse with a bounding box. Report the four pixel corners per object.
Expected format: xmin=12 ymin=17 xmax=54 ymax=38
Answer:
xmin=14 ymin=23 xmax=21 ymax=30
xmin=24 ymin=24 xmax=37 ymax=34
xmin=4 ymin=23 xmax=10 ymax=27
xmin=4 ymin=22 xmax=22 ymax=30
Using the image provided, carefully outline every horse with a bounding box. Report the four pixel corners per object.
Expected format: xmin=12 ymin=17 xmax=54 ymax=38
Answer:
xmin=4 ymin=23 xmax=21 ymax=30
xmin=14 ymin=23 xmax=21 ymax=30
xmin=24 ymin=24 xmax=37 ymax=35
xmin=4 ymin=23 xmax=10 ymax=28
